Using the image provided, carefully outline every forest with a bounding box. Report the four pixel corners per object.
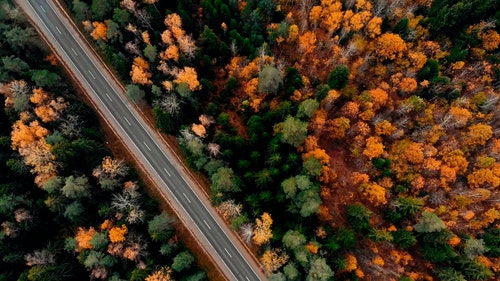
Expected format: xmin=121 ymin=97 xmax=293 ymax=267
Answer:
xmin=2 ymin=0 xmax=500 ymax=280
xmin=0 ymin=0 xmax=208 ymax=280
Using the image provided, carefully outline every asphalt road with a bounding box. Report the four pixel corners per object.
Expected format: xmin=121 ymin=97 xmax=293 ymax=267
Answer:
xmin=20 ymin=1 xmax=264 ymax=280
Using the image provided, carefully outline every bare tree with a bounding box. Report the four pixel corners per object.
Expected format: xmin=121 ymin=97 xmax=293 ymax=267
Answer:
xmin=157 ymin=94 xmax=181 ymax=115
xmin=120 ymin=0 xmax=136 ymax=12
xmin=240 ymin=223 xmax=254 ymax=244
xmin=9 ymin=80 xmax=31 ymax=112
xmin=125 ymin=41 xmax=141 ymax=56
xmin=25 ymin=249 xmax=55 ymax=266
xmin=59 ymin=114 xmax=82 ymax=138
xmin=1 ymin=221 xmax=19 ymax=237
xmin=207 ymin=143 xmax=221 ymax=157
xmin=111 ymin=184 xmax=142 ymax=221
xmin=133 ymin=9 xmax=152 ymax=30
xmin=14 ymin=208 xmax=32 ymax=224
xmin=126 ymin=208 xmax=144 ymax=224
xmin=216 ymin=200 xmax=242 ymax=220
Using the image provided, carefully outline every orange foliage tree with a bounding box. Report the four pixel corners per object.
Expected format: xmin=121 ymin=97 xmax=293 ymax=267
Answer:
xmin=375 ymin=33 xmax=406 ymax=61
xmin=365 ymin=17 xmax=382 ymax=38
xmin=375 ymin=120 xmax=396 ymax=136
xmin=130 ymin=57 xmax=152 ymax=85
xmin=361 ymin=182 xmax=387 ymax=206
xmin=367 ymin=88 xmax=389 ymax=110
xmin=75 ymin=227 xmax=97 ymax=252
xmin=109 ymin=225 xmax=128 ymax=243
xmin=11 ymin=112 xmax=57 ymax=186
xmin=163 ymin=13 xmax=196 ymax=57
xmin=90 ymin=21 xmax=107 ymax=41
xmin=30 ymin=88 xmax=68 ymax=123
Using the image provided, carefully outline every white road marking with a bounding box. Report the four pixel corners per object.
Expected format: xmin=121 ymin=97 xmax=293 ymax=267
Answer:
xmin=245 ymin=277 xmax=250 ymax=281
xmin=40 ymin=5 xmax=45 ymax=13
xmin=182 ymin=193 xmax=191 ymax=203
xmin=55 ymin=26 xmax=61 ymax=34
xmin=143 ymin=141 xmax=151 ymax=151
xmin=105 ymin=93 xmax=112 ymax=102
xmin=203 ymin=219 xmax=212 ymax=230
xmin=224 ymin=248 xmax=233 ymax=258
xmin=123 ymin=116 xmax=131 ymax=126
xmin=88 ymin=70 xmax=95 ymax=79
xmin=163 ymin=167 xmax=171 ymax=177
xmin=71 ymin=47 xmax=78 ymax=56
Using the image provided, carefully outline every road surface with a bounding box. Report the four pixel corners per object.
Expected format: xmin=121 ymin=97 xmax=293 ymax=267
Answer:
xmin=17 ymin=1 xmax=265 ymax=280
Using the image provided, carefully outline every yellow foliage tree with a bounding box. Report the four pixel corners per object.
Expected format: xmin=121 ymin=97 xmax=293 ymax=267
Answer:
xmin=252 ymin=212 xmax=273 ymax=246
xmin=11 ymin=113 xmax=57 ymax=186
xmin=365 ymin=16 xmax=382 ymax=38
xmin=442 ymin=149 xmax=469 ymax=175
xmin=362 ymin=182 xmax=387 ymax=206
xmin=287 ymin=24 xmax=299 ymax=42
xmin=159 ymin=45 xmax=179 ymax=62
xmin=327 ymin=117 xmax=350 ymax=139
xmin=479 ymin=29 xmax=500 ymax=51
xmin=145 ymin=267 xmax=172 ymax=281
xmin=11 ymin=114 xmax=48 ymax=150
xmin=174 ymin=67 xmax=200 ymax=91
xmin=467 ymin=168 xmax=500 ymax=189
xmin=375 ymin=120 xmax=396 ymax=136
xmin=463 ymin=123 xmax=492 ymax=147
xmin=316 ymin=0 xmax=343 ymax=35
xmin=260 ymin=248 xmax=289 ymax=276
xmin=363 ymin=136 xmax=384 ymax=159
xmin=446 ymin=106 xmax=472 ymax=128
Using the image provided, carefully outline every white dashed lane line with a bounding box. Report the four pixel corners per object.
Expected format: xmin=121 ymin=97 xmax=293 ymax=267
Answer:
xmin=123 ymin=116 xmax=131 ymax=126
xmin=88 ymin=70 xmax=96 ymax=79
xmin=163 ymin=167 xmax=171 ymax=177
xmin=203 ymin=219 xmax=212 ymax=230
xmin=182 ymin=192 xmax=191 ymax=203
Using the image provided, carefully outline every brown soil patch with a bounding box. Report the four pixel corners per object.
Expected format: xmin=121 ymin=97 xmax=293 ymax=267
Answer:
xmin=227 ymin=110 xmax=249 ymax=139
